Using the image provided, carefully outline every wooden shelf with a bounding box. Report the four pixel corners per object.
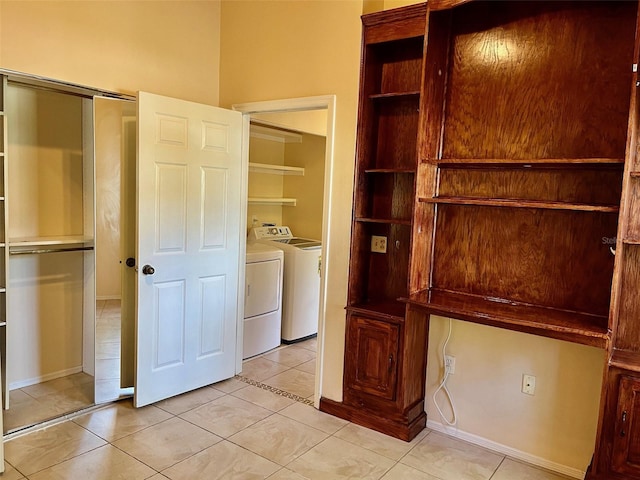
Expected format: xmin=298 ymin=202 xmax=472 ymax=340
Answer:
xmin=247 ymin=197 xmax=297 ymax=206
xmin=407 ymin=289 xmax=609 ymax=348
xmin=431 ymin=158 xmax=624 ymax=166
xmin=419 ymin=196 xmax=619 ymax=212
xmin=370 ymin=91 xmax=420 ymax=100
xmin=249 ymin=162 xmax=304 ymax=176
xmin=623 ymin=238 xmax=640 ymax=245
xmin=347 ymin=301 xmax=406 ymax=321
xmin=610 ymin=349 xmax=640 ymax=374
xmin=355 ymin=217 xmax=412 ymax=226
xmin=631 ymin=171 xmax=640 ymax=178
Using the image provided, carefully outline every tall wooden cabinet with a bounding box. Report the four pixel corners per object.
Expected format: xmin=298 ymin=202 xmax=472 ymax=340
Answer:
xmin=319 ymin=4 xmax=430 ymax=441
xmin=320 ymin=1 xmax=640 ymax=477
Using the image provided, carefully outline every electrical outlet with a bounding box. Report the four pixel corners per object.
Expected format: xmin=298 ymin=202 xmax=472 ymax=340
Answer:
xmin=371 ymin=235 xmax=387 ymax=253
xmin=522 ymin=374 xmax=536 ymax=395
xmin=444 ymin=355 xmax=456 ymax=375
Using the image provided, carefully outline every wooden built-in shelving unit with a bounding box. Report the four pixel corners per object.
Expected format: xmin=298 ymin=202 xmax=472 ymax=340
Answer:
xmin=320 ymin=1 xmax=640 ymax=478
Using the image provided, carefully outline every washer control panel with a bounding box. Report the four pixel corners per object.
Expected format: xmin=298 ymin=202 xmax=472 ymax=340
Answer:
xmin=248 ymin=226 xmax=293 ymax=241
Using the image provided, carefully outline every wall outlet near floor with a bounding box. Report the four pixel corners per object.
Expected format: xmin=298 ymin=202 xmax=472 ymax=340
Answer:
xmin=371 ymin=235 xmax=388 ymax=253
xmin=445 ymin=355 xmax=456 ymax=375
xmin=522 ymin=374 xmax=536 ymax=395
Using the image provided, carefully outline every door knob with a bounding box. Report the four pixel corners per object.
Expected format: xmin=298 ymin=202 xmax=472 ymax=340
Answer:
xmin=142 ymin=264 xmax=155 ymax=275
xmin=125 ymin=257 xmax=136 ymax=268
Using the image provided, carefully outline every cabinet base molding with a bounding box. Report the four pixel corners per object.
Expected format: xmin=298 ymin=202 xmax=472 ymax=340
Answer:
xmin=319 ymin=397 xmax=426 ymax=442
xmin=584 ymin=466 xmax=633 ymax=480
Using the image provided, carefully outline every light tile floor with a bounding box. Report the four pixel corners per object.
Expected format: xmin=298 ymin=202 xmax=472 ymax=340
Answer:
xmin=1 ymin=338 xmax=575 ymax=479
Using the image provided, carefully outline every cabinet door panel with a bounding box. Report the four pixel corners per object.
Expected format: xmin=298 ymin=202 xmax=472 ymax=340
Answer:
xmin=346 ymin=315 xmax=399 ymax=401
xmin=613 ymin=376 xmax=640 ymax=475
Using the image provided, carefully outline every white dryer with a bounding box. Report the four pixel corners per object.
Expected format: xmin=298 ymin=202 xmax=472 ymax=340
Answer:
xmin=244 ymin=242 xmax=284 ymax=359
xmin=248 ymin=226 xmax=321 ymax=343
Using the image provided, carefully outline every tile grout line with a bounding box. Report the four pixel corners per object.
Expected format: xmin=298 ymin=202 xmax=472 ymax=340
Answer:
xmin=234 ymin=375 xmax=314 ymax=406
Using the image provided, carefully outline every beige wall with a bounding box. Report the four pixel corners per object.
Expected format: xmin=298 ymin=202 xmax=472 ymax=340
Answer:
xmin=6 ymin=86 xmax=85 ymax=386
xmin=247 ymin=130 xmax=325 ymax=240
xmin=247 ymin=136 xmax=286 ymax=229
xmin=0 ymin=1 xmax=221 ymax=105
xmin=219 ymin=0 xmax=363 ymax=404
xmin=282 ymin=133 xmax=325 ymax=240
xmin=428 ymin=317 xmax=603 ymax=472
xmin=252 ymin=110 xmax=328 ymax=138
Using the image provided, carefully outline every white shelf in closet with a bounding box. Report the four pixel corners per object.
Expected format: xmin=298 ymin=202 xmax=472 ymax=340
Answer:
xmin=250 ymin=123 xmax=303 ymax=144
xmin=8 ymin=235 xmax=94 ymax=248
xmin=249 ymin=162 xmax=304 ymax=176
xmin=9 ymin=235 xmax=94 ymax=254
xmin=247 ymin=197 xmax=297 ymax=206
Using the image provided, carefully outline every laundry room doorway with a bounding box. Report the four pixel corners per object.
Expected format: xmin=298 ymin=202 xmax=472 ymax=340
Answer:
xmin=233 ymin=96 xmax=336 ymax=407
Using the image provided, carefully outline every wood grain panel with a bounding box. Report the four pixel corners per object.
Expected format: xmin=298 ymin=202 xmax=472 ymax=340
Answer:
xmin=366 ymin=223 xmax=412 ymax=302
xmin=614 ymin=246 xmax=640 ymax=353
xmin=366 ymin=172 xmax=415 ymax=222
xmin=409 ymin=288 xmax=608 ymax=348
xmin=418 ymin=9 xmax=451 ymax=163
xmin=439 ymin=167 xmax=623 ymax=206
xmin=344 ymin=314 xmax=400 ymax=401
xmin=432 ymin=205 xmax=618 ymax=315
xmin=626 ymin=182 xmax=640 ymax=242
xmin=402 ymin=307 xmax=429 ymax=405
xmin=442 ymin=1 xmax=636 ymax=160
xmin=374 ymin=97 xmax=420 ymax=170
xmin=363 ymin=3 xmax=427 ymax=45
xmin=612 ymin=376 xmax=640 ymax=476
xmin=410 ymin=164 xmax=438 ymax=294
xmin=365 ymin=37 xmax=424 ymax=95
xmin=320 ymin=396 xmax=426 ymax=441
xmin=348 ymin=222 xmax=412 ymax=305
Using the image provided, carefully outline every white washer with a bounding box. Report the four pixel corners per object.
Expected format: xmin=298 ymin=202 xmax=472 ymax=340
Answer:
xmin=244 ymin=242 xmax=284 ymax=359
xmin=248 ymin=226 xmax=321 ymax=343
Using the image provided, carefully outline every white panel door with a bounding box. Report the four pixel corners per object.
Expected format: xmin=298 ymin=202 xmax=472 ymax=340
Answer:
xmin=135 ymin=91 xmax=243 ymax=407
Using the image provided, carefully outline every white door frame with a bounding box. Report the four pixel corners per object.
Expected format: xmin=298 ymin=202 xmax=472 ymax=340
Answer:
xmin=232 ymin=95 xmax=336 ymax=408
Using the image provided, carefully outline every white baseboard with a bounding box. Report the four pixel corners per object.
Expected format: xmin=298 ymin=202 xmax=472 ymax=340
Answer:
xmin=10 ymin=366 xmax=84 ymax=390
xmin=426 ymin=419 xmax=585 ymax=479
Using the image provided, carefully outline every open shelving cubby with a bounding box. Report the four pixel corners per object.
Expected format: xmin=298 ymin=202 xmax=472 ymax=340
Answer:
xmin=319 ymin=3 xmax=430 ymax=442
xmin=346 ymin=20 xmax=423 ymax=318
